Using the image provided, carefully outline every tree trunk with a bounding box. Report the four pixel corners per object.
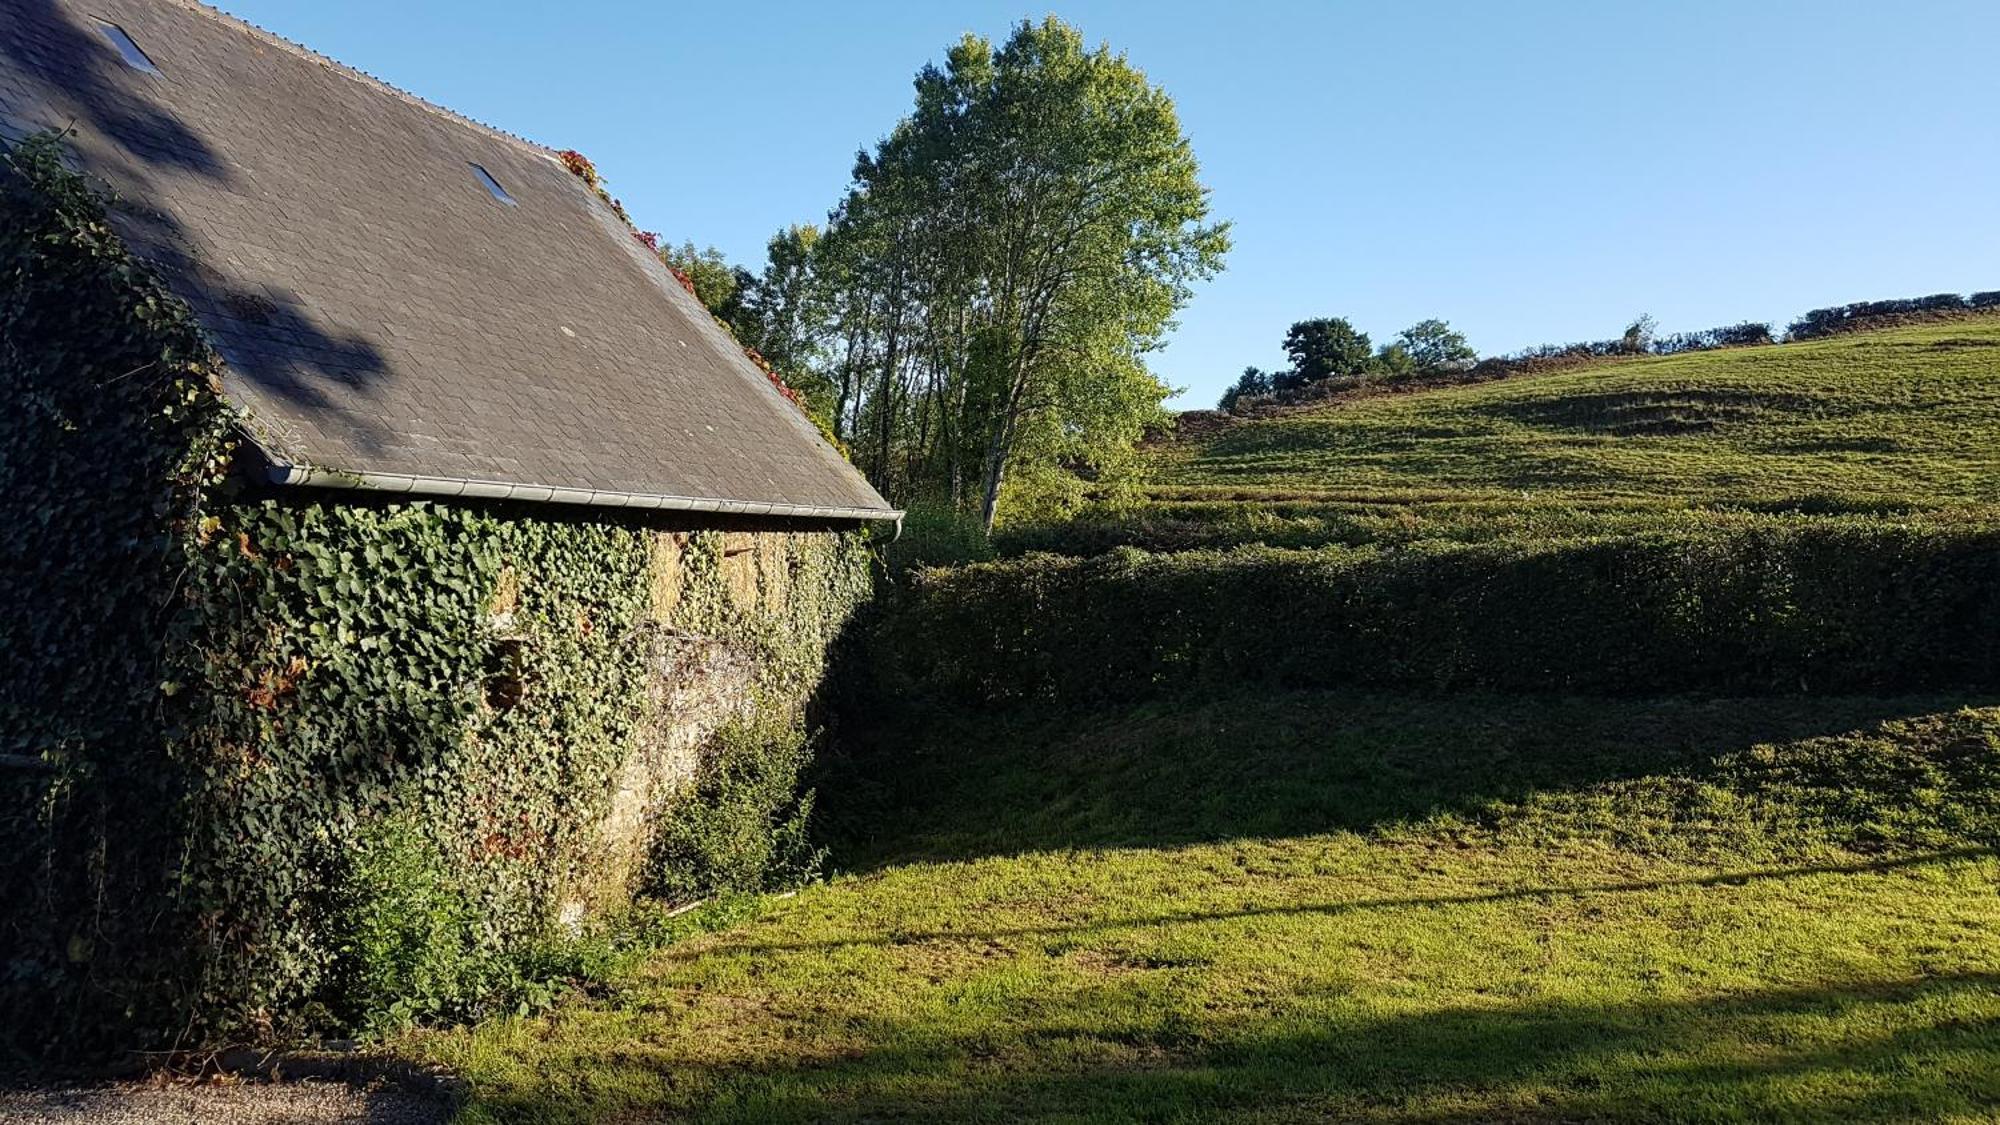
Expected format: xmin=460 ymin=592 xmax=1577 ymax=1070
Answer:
xmin=978 ymin=436 xmax=1007 ymax=531
xmin=873 ymin=325 xmax=900 ymax=487
xmin=978 ymin=351 xmax=1033 ymax=531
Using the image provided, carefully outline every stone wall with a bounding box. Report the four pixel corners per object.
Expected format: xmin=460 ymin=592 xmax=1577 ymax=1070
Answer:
xmin=565 ymin=528 xmax=869 ymax=923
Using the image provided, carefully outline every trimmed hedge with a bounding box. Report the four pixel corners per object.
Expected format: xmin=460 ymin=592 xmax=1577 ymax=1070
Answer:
xmin=882 ymin=528 xmax=2000 ymax=706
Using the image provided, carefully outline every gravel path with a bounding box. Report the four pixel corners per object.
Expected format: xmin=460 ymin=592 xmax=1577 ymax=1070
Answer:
xmin=0 ymin=1081 xmax=452 ymax=1124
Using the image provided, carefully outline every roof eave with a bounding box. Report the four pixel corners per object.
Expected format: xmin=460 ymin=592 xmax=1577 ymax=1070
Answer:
xmin=266 ymin=462 xmax=902 ymax=524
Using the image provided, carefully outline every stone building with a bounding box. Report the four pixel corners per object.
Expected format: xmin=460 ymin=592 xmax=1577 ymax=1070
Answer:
xmin=0 ymin=0 xmax=896 ymax=1042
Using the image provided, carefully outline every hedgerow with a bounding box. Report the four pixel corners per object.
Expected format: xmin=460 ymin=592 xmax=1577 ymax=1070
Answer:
xmin=880 ymin=528 xmax=2000 ymax=707
xmin=1788 ymin=292 xmax=1978 ymax=339
xmin=1651 ymin=321 xmax=1775 ymax=355
xmin=0 ymin=133 xmax=873 ymax=1051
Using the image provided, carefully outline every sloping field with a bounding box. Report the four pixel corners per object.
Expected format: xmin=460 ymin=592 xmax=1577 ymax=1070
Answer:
xmin=1013 ymin=317 xmax=2000 ymax=554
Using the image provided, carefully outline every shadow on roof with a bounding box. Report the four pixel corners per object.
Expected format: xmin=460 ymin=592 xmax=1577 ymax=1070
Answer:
xmin=109 ymin=199 xmax=394 ymax=457
xmin=5 ymin=0 xmax=398 ymax=455
xmin=3 ymin=0 xmax=226 ymax=180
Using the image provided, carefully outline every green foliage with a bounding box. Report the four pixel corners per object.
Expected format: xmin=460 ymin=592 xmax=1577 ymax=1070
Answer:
xmin=0 ymin=139 xmax=875 ymax=1050
xmin=1370 ymin=340 xmax=1417 ymax=378
xmin=663 ymin=529 xmax=877 ymax=706
xmin=882 ymin=526 xmax=2000 ymax=707
xmin=661 ymin=239 xmax=747 ymax=325
xmin=420 ymin=688 xmax=2000 ymax=1123
xmin=338 ymin=812 xmax=774 ymax=1037
xmin=171 ymin=499 xmax=656 ymax=1036
xmin=1216 ymin=365 xmax=1273 ymax=412
xmin=530 ymin=895 xmax=766 ymax=990
xmin=776 ymin=16 xmax=1228 ymax=527
xmin=1245 ymin=317 xmax=1470 ymax=405
xmin=732 ymin=225 xmax=825 ymax=377
xmin=1393 ymin=318 xmax=1476 ymax=372
xmin=645 ymin=716 xmax=827 ymax=905
xmin=880 ymin=499 xmax=996 ymax=573
xmin=333 ymin=813 xmax=536 ymax=1035
xmin=0 ymin=133 xmax=239 ymax=1047
xmin=1279 ymin=317 xmax=1372 ymax=386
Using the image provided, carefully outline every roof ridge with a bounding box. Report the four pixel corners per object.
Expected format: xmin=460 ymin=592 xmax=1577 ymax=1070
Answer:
xmin=158 ymin=0 xmax=557 ymax=157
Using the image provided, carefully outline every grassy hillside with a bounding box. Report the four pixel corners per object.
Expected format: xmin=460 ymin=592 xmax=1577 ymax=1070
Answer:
xmin=414 ymin=692 xmax=2000 ymax=1123
xmin=1013 ymin=316 xmax=2000 ymax=554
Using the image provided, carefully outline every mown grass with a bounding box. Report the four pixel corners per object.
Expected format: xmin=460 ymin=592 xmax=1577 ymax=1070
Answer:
xmin=1012 ymin=317 xmax=2000 ymax=554
xmin=411 ymin=693 xmax=2000 ymax=1123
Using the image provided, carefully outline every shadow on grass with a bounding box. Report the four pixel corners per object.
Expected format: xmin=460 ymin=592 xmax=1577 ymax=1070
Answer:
xmin=1473 ymin=388 xmax=1842 ymax=438
xmin=468 ymin=966 xmax=2000 ymax=1124
xmin=812 ymin=691 xmax=2000 ymax=871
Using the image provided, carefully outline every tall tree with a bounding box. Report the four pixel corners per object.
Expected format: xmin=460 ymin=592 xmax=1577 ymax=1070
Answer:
xmin=1394 ymin=319 xmax=1476 ymax=372
xmin=733 ymin=224 xmax=841 ymax=431
xmin=794 ymin=18 xmax=1227 ymax=528
xmin=1282 ymin=317 xmax=1372 ymax=384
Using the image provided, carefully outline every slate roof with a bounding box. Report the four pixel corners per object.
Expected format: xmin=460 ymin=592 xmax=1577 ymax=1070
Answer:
xmin=0 ymin=0 xmax=896 ymax=521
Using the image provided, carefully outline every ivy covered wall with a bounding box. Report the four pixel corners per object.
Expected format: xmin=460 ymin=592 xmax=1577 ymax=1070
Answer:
xmin=0 ymin=135 xmax=875 ymax=1050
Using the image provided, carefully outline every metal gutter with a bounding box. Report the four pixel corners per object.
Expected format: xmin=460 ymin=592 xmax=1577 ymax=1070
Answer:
xmin=267 ymin=463 xmax=902 ymax=524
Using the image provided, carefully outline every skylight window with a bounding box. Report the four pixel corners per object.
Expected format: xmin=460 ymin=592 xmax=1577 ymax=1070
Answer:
xmin=471 ymin=163 xmax=516 ymax=205
xmin=94 ymin=19 xmax=161 ymax=75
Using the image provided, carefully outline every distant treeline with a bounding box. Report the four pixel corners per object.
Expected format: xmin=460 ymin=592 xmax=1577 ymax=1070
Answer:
xmin=1649 ymin=322 xmax=1776 ymax=355
xmin=1788 ymin=291 xmax=2000 ymax=340
xmin=1463 ymin=316 xmax=1759 ymax=382
xmin=1457 ymin=288 xmax=2000 ymax=383
xmin=1219 ymin=288 xmax=2000 ymax=415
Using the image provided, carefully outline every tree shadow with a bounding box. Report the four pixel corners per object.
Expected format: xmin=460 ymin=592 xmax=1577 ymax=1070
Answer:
xmin=4 ymin=0 xmax=395 ymax=452
xmin=811 ymin=691 xmax=2000 ymax=870
xmin=467 ymin=965 xmax=2000 ymax=1123
xmin=1473 ymin=388 xmax=1842 ymax=438
xmin=84 ymin=182 xmax=393 ymax=455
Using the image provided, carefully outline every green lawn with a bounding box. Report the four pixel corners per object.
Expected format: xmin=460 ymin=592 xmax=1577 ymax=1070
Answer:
xmin=1013 ymin=317 xmax=2000 ymax=553
xmin=412 ymin=693 xmax=2000 ymax=1123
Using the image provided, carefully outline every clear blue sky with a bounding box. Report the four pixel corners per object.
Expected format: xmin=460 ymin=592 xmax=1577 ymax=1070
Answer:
xmin=212 ymin=1 xmax=2000 ymax=408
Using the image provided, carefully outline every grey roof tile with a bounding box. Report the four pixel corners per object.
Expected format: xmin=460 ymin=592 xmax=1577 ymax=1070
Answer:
xmin=0 ymin=0 xmax=892 ymax=519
